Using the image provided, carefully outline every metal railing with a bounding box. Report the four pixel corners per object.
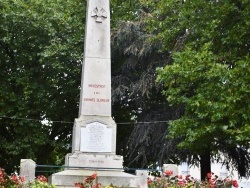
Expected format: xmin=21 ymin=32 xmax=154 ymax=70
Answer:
xmin=35 ymin=164 xmax=160 ymax=174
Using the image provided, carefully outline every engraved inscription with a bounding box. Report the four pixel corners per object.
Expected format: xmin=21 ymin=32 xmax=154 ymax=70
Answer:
xmin=83 ymin=84 xmax=109 ymax=103
xmin=97 ymin=98 xmax=109 ymax=102
xmin=89 ymin=160 xmax=104 ymax=164
xmin=80 ymin=122 xmax=112 ymax=152
xmin=84 ymin=98 xmax=95 ymax=102
xmin=87 ymin=124 xmax=104 ymax=149
xmin=88 ymin=84 xmax=105 ymax=88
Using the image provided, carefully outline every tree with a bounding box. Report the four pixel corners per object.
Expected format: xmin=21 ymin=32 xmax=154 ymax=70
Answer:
xmin=154 ymin=0 xmax=250 ymax=179
xmin=111 ymin=7 xmax=185 ymax=167
xmin=0 ymin=0 xmax=85 ymax=172
xmin=0 ymin=0 xmax=164 ymax=173
xmin=0 ymin=0 xmax=146 ymax=173
xmin=2 ymin=0 xmax=248 ymax=179
xmin=111 ymin=0 xmax=205 ymax=170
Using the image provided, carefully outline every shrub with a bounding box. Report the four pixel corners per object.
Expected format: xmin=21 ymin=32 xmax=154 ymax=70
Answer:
xmin=27 ymin=175 xmax=57 ymax=188
xmin=147 ymin=170 xmax=239 ymax=188
xmin=0 ymin=167 xmax=56 ymax=188
xmin=0 ymin=168 xmax=24 ymax=188
xmin=75 ymin=172 xmax=101 ymax=188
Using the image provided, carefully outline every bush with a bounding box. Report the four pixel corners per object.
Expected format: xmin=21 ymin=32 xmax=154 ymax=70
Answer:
xmin=0 ymin=167 xmax=56 ymax=188
xmin=147 ymin=170 xmax=239 ymax=188
xmin=27 ymin=175 xmax=56 ymax=188
xmin=0 ymin=168 xmax=24 ymax=188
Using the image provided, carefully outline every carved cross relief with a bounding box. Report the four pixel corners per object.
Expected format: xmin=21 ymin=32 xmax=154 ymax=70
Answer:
xmin=91 ymin=7 xmax=107 ymax=23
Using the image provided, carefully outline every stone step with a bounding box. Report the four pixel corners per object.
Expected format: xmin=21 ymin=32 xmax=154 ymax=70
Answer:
xmin=49 ymin=169 xmax=140 ymax=188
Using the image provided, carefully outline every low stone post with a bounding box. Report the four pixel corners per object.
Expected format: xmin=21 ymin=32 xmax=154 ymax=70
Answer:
xmin=19 ymin=159 xmax=36 ymax=182
xmin=136 ymin=170 xmax=148 ymax=188
xmin=162 ymin=164 xmax=178 ymax=177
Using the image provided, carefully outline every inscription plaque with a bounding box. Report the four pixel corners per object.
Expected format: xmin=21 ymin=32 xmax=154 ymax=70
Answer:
xmin=80 ymin=122 xmax=112 ymax=152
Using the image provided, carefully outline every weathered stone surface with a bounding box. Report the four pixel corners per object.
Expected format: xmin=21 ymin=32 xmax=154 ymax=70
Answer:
xmin=162 ymin=164 xmax=178 ymax=177
xmin=79 ymin=58 xmax=111 ymax=116
xmin=19 ymin=159 xmax=36 ymax=182
xmin=79 ymin=0 xmax=111 ymax=117
xmin=136 ymin=170 xmax=148 ymax=188
xmin=49 ymin=0 xmax=142 ymax=186
xmin=49 ymin=170 xmax=139 ymax=188
xmin=65 ymin=153 xmax=123 ymax=170
xmin=71 ymin=116 xmax=117 ymax=154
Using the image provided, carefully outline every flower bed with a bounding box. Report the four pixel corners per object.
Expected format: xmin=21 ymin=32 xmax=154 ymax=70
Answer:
xmin=147 ymin=170 xmax=239 ymax=188
xmin=0 ymin=167 xmax=239 ymax=188
xmin=0 ymin=167 xmax=56 ymax=188
xmin=74 ymin=170 xmax=239 ymax=188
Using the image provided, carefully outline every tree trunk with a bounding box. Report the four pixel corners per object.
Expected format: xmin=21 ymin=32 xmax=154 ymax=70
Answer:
xmin=200 ymin=150 xmax=211 ymax=181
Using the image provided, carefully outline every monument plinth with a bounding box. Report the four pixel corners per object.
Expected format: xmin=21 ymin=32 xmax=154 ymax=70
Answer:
xmin=49 ymin=0 xmax=140 ymax=187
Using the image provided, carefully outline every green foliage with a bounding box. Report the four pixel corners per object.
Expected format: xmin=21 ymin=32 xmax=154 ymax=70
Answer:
xmin=0 ymin=0 xmax=146 ymax=172
xmin=111 ymin=0 xmax=141 ymax=25
xmin=28 ymin=181 xmax=57 ymax=188
xmin=27 ymin=175 xmax=57 ymax=188
xmin=148 ymin=171 xmax=239 ymax=188
xmin=0 ymin=168 xmax=23 ymax=188
xmin=0 ymin=0 xmax=85 ymax=172
xmin=0 ymin=168 xmax=56 ymax=188
xmin=1 ymin=0 xmax=249 ymax=179
xmin=111 ymin=9 xmax=181 ymax=167
xmin=148 ymin=170 xmax=194 ymax=188
xmin=143 ymin=0 xmax=250 ymax=55
xmin=154 ymin=0 xmax=250 ymax=177
xmin=157 ymin=44 xmax=250 ymax=151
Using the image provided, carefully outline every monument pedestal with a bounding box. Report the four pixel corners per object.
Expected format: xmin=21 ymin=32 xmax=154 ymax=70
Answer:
xmin=65 ymin=153 xmax=123 ymax=169
xmin=50 ymin=169 xmax=139 ymax=188
xmin=71 ymin=116 xmax=117 ymax=154
xmin=50 ymin=152 xmax=139 ymax=187
xmin=49 ymin=116 xmax=140 ymax=187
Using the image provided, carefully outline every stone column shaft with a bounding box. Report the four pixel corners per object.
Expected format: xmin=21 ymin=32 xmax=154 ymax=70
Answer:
xmin=79 ymin=0 xmax=111 ymax=117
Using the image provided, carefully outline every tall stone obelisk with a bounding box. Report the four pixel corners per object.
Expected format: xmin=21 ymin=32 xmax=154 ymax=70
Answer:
xmin=71 ymin=0 xmax=115 ymax=152
xmin=50 ymin=0 xmax=140 ymax=187
xmin=68 ymin=0 xmax=120 ymax=164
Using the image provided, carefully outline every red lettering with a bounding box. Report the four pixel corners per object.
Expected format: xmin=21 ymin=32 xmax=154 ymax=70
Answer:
xmin=88 ymin=84 xmax=105 ymax=88
xmin=97 ymin=98 xmax=109 ymax=102
xmin=84 ymin=98 xmax=95 ymax=102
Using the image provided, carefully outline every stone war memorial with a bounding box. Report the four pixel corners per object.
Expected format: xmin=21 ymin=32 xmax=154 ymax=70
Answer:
xmin=49 ymin=0 xmax=144 ymax=187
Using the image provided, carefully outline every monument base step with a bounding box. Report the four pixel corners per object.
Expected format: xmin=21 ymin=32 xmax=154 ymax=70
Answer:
xmin=49 ymin=169 xmax=139 ymax=188
xmin=65 ymin=153 xmax=123 ymax=169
